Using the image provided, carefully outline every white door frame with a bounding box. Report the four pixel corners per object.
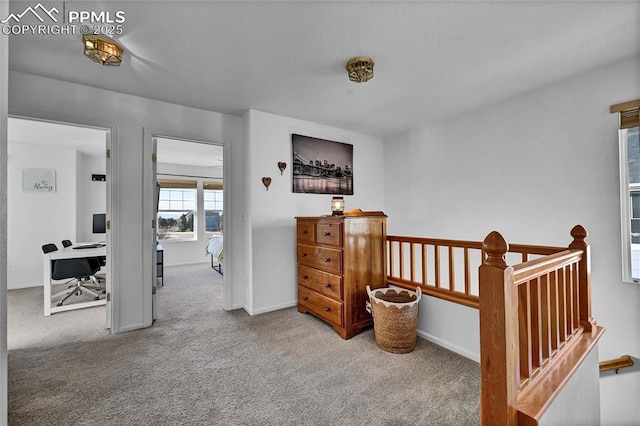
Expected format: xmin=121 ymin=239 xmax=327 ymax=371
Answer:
xmin=143 ymin=129 xmax=231 ymax=313
xmin=8 ymin=115 xmax=115 ymax=330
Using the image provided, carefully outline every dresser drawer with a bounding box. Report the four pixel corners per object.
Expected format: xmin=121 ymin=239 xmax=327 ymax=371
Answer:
xmin=316 ymin=223 xmax=342 ymax=246
xmin=297 ymin=244 xmax=342 ymax=275
xmin=298 ymin=286 xmax=343 ymax=327
xmin=298 ymin=265 xmax=343 ymax=300
xmin=297 ymin=221 xmax=315 ymax=243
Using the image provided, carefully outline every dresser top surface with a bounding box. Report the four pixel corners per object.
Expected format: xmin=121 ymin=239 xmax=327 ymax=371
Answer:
xmin=296 ymin=212 xmax=386 ymax=221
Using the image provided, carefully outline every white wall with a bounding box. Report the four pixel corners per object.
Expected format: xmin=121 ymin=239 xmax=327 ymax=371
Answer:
xmin=7 ymin=143 xmax=78 ymax=289
xmin=539 ymin=345 xmax=601 ymax=426
xmin=6 ymin=144 xmax=105 ymax=289
xmin=0 ymin=1 xmax=8 ymax=421
xmin=384 ymin=56 xmax=640 ymax=425
xmin=8 ymin=71 xmax=245 ymax=332
xmin=245 ymin=109 xmax=385 ymax=314
xmin=76 ymin=153 xmax=106 ymax=243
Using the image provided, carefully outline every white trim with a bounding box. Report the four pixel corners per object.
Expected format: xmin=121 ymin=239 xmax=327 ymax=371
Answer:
xmin=416 ymin=329 xmax=480 ymax=363
xmin=0 ymin=3 xmax=8 ymax=421
xmin=116 ymin=322 xmax=147 ymax=333
xmin=618 ymin=128 xmax=640 ymax=284
xmin=144 ymin=130 xmax=232 ymax=314
xmin=246 ymin=300 xmax=298 ymax=316
xmin=142 ymin=129 xmax=156 ymax=327
xmin=7 ymin=114 xmax=116 ymax=331
xmin=164 ymin=260 xmax=210 ymax=268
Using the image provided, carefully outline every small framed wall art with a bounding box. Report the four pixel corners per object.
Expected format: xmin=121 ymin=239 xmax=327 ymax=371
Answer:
xmin=22 ymin=168 xmax=56 ymax=193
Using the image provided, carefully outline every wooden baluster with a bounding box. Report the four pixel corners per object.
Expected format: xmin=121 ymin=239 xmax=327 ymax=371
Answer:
xmin=518 ymin=281 xmax=531 ymax=384
xmin=464 ymin=247 xmax=471 ymax=297
xmin=568 ymin=225 xmax=595 ymax=333
xmin=422 ymin=243 xmax=428 ymax=286
xmin=479 ymin=231 xmax=518 ymax=426
xmin=449 ymin=246 xmax=455 ymax=292
xmin=410 ymin=242 xmax=416 ymax=283
xmin=558 ymin=265 xmax=568 ymax=344
xmin=549 ymin=269 xmax=559 ymax=355
xmin=399 ymin=242 xmax=405 ymax=281
xmin=388 ymin=240 xmax=395 ymax=279
xmin=540 ymin=273 xmax=551 ymax=364
xmin=572 ymin=263 xmax=580 ymax=334
xmin=565 ymin=265 xmax=574 ymax=337
xmin=530 ymin=278 xmax=541 ymax=373
xmin=435 ymin=245 xmax=441 ymax=288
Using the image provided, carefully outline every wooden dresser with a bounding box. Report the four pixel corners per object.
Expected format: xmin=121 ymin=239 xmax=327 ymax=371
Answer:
xmin=296 ymin=213 xmax=387 ymax=339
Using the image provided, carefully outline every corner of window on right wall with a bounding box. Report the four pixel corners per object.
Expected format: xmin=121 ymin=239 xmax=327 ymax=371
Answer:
xmin=613 ymin=99 xmax=640 ymax=282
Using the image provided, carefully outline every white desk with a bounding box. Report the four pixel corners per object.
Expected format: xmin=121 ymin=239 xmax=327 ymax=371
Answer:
xmin=43 ymin=244 xmax=107 ymax=316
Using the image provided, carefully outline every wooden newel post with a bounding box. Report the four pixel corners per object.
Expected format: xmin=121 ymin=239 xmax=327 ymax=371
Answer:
xmin=568 ymin=224 xmax=596 ymax=333
xmin=479 ymin=231 xmax=518 ymax=426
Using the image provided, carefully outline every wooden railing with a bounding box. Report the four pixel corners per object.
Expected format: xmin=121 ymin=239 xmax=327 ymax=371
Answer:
xmin=599 ymin=355 xmax=634 ymax=373
xmin=386 ymin=235 xmax=564 ymax=309
xmin=386 ymin=225 xmax=604 ymax=425
xmin=479 ymin=225 xmax=604 ymax=425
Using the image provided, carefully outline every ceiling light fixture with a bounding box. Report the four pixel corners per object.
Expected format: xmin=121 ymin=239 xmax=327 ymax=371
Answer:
xmin=83 ymin=34 xmax=123 ymax=66
xmin=346 ymin=56 xmax=374 ymax=83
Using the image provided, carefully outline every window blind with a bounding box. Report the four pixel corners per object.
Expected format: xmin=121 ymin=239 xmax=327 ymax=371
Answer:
xmin=204 ymin=181 xmax=223 ymax=190
xmin=157 ymin=178 xmax=197 ymax=189
xmin=611 ymin=99 xmax=640 ymax=129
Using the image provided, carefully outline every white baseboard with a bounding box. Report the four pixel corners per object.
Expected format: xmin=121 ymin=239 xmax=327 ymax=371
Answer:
xmin=246 ymin=300 xmax=297 ymax=316
xmin=114 ymin=322 xmax=146 ymax=333
xmin=164 ymin=260 xmax=210 ymax=268
xmin=416 ymin=329 xmax=480 ymax=363
xmin=8 ymin=282 xmax=41 ymax=290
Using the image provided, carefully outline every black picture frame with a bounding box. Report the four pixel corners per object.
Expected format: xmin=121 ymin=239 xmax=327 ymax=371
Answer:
xmin=291 ymin=134 xmax=353 ymax=195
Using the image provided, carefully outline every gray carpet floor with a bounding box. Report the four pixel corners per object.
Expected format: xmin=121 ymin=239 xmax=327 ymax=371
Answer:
xmin=7 ymin=263 xmax=480 ymax=425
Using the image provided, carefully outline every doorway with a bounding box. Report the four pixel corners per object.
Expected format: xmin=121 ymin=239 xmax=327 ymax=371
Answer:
xmin=6 ymin=117 xmax=112 ymax=349
xmin=151 ymin=136 xmax=225 ymax=319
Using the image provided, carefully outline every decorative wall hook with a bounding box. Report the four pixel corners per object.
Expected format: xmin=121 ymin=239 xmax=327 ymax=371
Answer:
xmin=262 ymin=177 xmax=272 ymax=191
xmin=278 ymin=162 xmax=287 ymax=175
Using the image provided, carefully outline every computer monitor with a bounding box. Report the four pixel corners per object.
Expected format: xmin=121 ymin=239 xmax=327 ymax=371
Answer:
xmin=93 ymin=213 xmax=106 ymax=234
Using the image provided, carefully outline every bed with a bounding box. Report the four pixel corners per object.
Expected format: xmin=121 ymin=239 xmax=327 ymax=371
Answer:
xmin=205 ymin=236 xmax=223 ymax=275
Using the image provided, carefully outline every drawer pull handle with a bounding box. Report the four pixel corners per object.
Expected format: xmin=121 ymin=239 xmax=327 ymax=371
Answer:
xmin=301 ymin=253 xmax=307 ymax=257
xmin=302 ymin=275 xmax=308 ymax=279
xmin=325 ymin=283 xmax=331 ymax=288
xmin=303 ymin=297 xmax=308 ymax=301
xmin=324 ymin=258 xmax=331 ymax=263
xmin=324 ymin=232 xmax=331 ymax=236
xmin=301 ymin=230 xmax=308 ymax=234
xmin=324 ymin=307 xmax=330 ymax=312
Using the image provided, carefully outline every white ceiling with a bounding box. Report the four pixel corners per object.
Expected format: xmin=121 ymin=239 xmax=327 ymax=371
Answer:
xmin=6 ymin=1 xmax=640 ymax=137
xmin=8 ymin=117 xmax=106 ymax=156
xmin=7 ymin=118 xmax=224 ymax=167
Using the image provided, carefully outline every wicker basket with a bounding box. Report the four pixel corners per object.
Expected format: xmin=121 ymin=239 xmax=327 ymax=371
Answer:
xmin=366 ymin=285 xmax=422 ymax=354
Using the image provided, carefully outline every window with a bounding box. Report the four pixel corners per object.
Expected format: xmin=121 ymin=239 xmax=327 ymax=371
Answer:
xmin=204 ymin=188 xmax=223 ymax=237
xmin=157 ymin=183 xmax=197 ymax=241
xmin=613 ymin=99 xmax=640 ymax=282
xmin=156 ymin=178 xmax=224 ymax=242
xmin=620 ymin=127 xmax=640 ymax=281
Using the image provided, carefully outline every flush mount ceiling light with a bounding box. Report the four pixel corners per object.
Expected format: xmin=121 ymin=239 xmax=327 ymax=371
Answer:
xmin=346 ymin=56 xmax=374 ymax=83
xmin=83 ymin=34 xmax=123 ymax=66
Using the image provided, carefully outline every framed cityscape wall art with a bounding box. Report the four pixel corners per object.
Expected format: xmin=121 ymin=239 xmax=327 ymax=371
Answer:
xmin=291 ymin=134 xmax=353 ymax=195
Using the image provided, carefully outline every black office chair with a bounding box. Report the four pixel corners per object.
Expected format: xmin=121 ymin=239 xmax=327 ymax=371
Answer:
xmin=42 ymin=243 xmax=104 ymax=306
xmin=61 ymin=239 xmax=106 ymax=282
